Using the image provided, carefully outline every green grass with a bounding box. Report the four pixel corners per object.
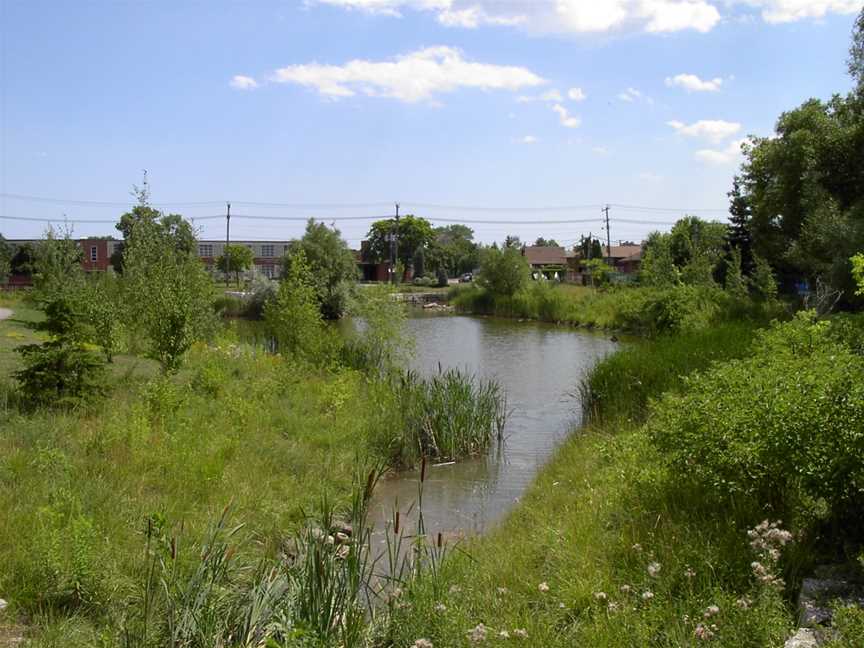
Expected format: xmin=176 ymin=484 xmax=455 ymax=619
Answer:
xmin=0 ymin=321 xmax=383 ymax=645
xmin=383 ymin=321 xmax=801 ymax=647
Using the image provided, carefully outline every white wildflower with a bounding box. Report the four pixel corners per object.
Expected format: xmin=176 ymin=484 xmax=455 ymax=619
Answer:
xmin=538 ymin=582 xmax=550 ymax=593
xmin=466 ymin=623 xmax=488 ymax=643
xmin=703 ymin=605 xmax=720 ymax=619
xmin=641 ymin=590 xmax=654 ymax=601
xmin=647 ymin=562 xmax=662 ymax=578
xmin=413 ymin=639 xmax=433 ymax=648
xmin=512 ymin=628 xmax=528 ymax=639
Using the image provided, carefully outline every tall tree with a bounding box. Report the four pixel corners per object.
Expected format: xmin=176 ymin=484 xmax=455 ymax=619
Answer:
xmin=32 ymin=226 xmax=84 ymax=300
xmin=477 ymin=246 xmax=530 ymax=296
xmin=366 ymin=215 xmax=433 ymax=276
xmin=283 ymin=219 xmax=357 ymax=318
xmin=849 ymin=7 xmax=864 ymax=94
xmin=533 ymin=237 xmax=560 ymax=247
xmin=218 ymin=244 xmax=255 ymax=287
xmin=0 ymin=235 xmax=12 ymax=284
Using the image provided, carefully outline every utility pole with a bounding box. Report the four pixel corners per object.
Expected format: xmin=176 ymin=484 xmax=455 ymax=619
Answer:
xmin=587 ymin=230 xmax=594 ymax=288
xmin=602 ymin=205 xmax=612 ymax=264
xmin=226 ymin=202 xmax=231 ymax=247
xmin=393 ymin=202 xmax=400 ymax=285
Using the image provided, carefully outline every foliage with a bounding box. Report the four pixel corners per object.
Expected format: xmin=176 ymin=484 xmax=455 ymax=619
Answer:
xmin=122 ymin=218 xmax=215 ymax=373
xmin=115 ymin=186 xmax=197 ymax=267
xmin=77 ymin=272 xmax=125 ymax=361
xmin=343 ymin=285 xmax=412 ymax=374
xmin=245 ymin=271 xmax=277 ymax=318
xmin=584 ymin=258 xmax=614 ymax=286
xmin=426 ymin=224 xmax=478 ymax=277
xmin=641 ymin=216 xmax=727 ymax=289
xmin=476 ymin=245 xmax=530 ymax=297
xmin=724 ymin=247 xmax=749 ymax=299
xmin=10 ymin=241 xmax=36 ymax=277
xmin=265 ymin=249 xmax=336 ymax=365
xmin=0 ymin=233 xmax=12 ymax=283
xmin=283 ymin=219 xmax=357 ymax=318
xmin=737 ymin=88 xmax=864 ymax=299
xmin=217 ymin=244 xmax=254 ymax=287
xmin=32 ymin=226 xmax=85 ymax=301
xmin=647 ymin=311 xmax=864 ymax=525
xmin=851 ymin=252 xmax=864 ymax=296
xmin=751 ymin=253 xmax=778 ymax=299
xmin=577 ymin=235 xmax=604 ymax=261
xmin=533 ymin=237 xmax=560 ymax=247
xmin=14 ymin=298 xmax=105 ymax=409
xmin=366 ymin=214 xmax=434 ymax=273
xmin=849 ymin=6 xmax=864 ymax=94
xmin=639 ymin=232 xmax=678 ymax=288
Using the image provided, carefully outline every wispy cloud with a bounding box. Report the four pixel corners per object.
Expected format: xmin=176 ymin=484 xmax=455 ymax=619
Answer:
xmin=258 ymin=46 xmax=544 ymax=103
xmin=695 ymin=138 xmax=747 ymax=164
xmin=618 ymin=87 xmax=652 ymax=104
xmin=667 ymin=118 xmax=741 ymax=142
xmin=738 ymin=0 xmax=861 ymax=24
xmin=567 ymin=87 xmax=587 ymax=102
xmin=230 ymin=75 xmax=259 ymax=90
xmin=664 ymin=73 xmax=722 ymax=92
xmin=519 ymin=135 xmax=539 ymax=144
xmin=517 ymin=88 xmax=563 ymax=103
xmin=552 ymin=103 xmax=581 ymax=128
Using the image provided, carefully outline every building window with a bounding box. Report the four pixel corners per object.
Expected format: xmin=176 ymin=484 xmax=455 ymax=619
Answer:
xmin=90 ymin=246 xmax=97 ymax=261
xmin=199 ymin=244 xmax=213 ymax=257
xmin=262 ymin=265 xmax=275 ymax=279
xmin=261 ymin=244 xmax=274 ymax=258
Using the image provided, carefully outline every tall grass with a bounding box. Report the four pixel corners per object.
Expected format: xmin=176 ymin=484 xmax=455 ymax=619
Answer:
xmin=369 ymin=367 xmax=507 ymax=468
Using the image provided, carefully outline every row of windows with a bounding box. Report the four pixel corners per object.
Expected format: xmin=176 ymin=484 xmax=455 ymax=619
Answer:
xmin=197 ymin=243 xmax=281 ymax=258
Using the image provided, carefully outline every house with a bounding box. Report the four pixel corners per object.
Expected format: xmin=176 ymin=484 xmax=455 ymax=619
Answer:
xmin=521 ymin=246 xmax=571 ymax=280
xmin=606 ymin=244 xmax=642 ymax=274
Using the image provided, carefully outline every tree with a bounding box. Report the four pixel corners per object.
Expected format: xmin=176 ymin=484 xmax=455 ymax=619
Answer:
xmin=265 ymin=249 xmax=333 ymax=364
xmin=850 ymin=7 xmax=864 ymax=94
xmin=115 ymin=184 xmax=197 ymax=269
xmin=78 ymin=272 xmax=125 ymax=362
xmin=427 ymin=224 xmax=478 ymax=277
xmin=724 ymin=247 xmax=748 ymax=300
xmin=14 ymin=297 xmax=105 ymax=409
xmin=10 ymin=242 xmax=35 ymax=277
xmin=218 ymin=244 xmax=254 ymax=286
xmin=751 ymin=254 xmax=778 ymax=300
xmin=32 ymin=226 xmax=84 ymax=301
xmin=533 ymin=237 xmax=560 ymax=247
xmin=477 ymin=246 xmax=529 ymax=297
xmin=122 ymin=218 xmax=215 ymax=373
xmin=283 ymin=219 xmax=357 ymax=318
xmin=853 ymin=253 xmax=864 ymax=295
xmin=577 ymin=236 xmax=603 ymax=261
xmin=503 ymin=235 xmax=522 ymax=249
xmin=0 ymin=235 xmax=11 ymax=284
xmin=584 ymin=259 xmax=614 ymax=287
xmin=366 ymin=215 xmax=434 ymax=278
xmin=723 ymin=177 xmax=754 ymax=278
xmin=640 ymin=231 xmax=679 ymax=288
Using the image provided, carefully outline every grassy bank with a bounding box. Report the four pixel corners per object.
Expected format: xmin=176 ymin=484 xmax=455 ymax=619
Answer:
xmin=0 ymin=316 xmax=385 ymax=644
xmin=381 ymin=322 xmax=804 ymax=647
xmin=450 ymin=282 xmax=782 ymax=335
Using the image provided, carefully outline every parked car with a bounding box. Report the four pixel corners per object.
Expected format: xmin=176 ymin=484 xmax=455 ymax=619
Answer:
xmin=459 ymin=272 xmax=473 ymax=283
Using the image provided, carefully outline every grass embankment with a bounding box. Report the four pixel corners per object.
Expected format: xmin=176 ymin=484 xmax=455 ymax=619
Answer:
xmin=450 ymin=282 xmax=780 ymax=335
xmin=384 ymin=322 xmax=803 ymax=647
xmin=0 ymin=310 xmax=383 ymax=644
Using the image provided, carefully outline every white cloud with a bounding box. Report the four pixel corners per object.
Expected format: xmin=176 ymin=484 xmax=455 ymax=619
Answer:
xmin=618 ymin=87 xmax=652 ymax=103
xmin=520 ymin=135 xmax=539 ymax=144
xmin=667 ymin=118 xmax=741 ymax=142
xmin=311 ymin=0 xmax=722 ymax=34
xmin=552 ymin=103 xmax=581 ymax=128
xmin=266 ymin=46 xmax=545 ymax=102
xmin=230 ymin=75 xmax=259 ymax=90
xmin=738 ymin=0 xmax=861 ymax=24
xmin=637 ymin=171 xmax=664 ymax=182
xmin=517 ymin=88 xmax=564 ymax=102
xmin=567 ymin=87 xmax=587 ymax=101
xmin=592 ymin=145 xmax=610 ymax=155
xmin=641 ymin=0 xmax=720 ymax=32
xmin=665 ymin=73 xmax=723 ymax=92
xmin=695 ymin=138 xmax=747 ymax=164
xmin=313 ymin=0 xmax=862 ymax=32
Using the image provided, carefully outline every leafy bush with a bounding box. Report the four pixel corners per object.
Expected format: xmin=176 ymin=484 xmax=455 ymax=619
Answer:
xmin=265 ymin=249 xmax=338 ymax=365
xmin=647 ymin=311 xmax=864 ymax=523
xmin=476 ymin=246 xmax=530 ymax=297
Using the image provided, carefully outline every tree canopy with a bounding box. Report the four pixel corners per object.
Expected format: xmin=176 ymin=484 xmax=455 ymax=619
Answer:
xmin=283 ymin=219 xmax=357 ymax=318
xmin=218 ymin=244 xmax=255 ymax=286
xmin=366 ymin=215 xmax=434 ymax=273
xmin=477 ymin=246 xmax=530 ymax=297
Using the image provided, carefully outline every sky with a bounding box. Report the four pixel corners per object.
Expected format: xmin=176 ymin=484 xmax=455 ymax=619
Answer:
xmin=1 ymin=0 xmax=862 ymax=248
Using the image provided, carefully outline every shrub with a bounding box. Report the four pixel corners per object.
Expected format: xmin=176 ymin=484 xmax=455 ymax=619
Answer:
xmin=476 ymin=246 xmax=529 ymax=297
xmin=14 ymin=298 xmax=105 ymax=410
xmin=647 ymin=312 xmax=864 ymax=523
xmin=265 ymin=249 xmax=338 ymax=365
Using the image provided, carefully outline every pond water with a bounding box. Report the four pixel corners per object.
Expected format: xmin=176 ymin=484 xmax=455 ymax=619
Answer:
xmin=368 ymin=312 xmax=617 ymax=541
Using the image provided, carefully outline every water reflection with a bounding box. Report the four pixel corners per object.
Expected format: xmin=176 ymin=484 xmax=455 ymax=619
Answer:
xmin=368 ymin=312 xmax=617 ymax=541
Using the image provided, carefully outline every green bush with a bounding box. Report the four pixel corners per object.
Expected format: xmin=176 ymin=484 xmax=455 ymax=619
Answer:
xmin=647 ymin=312 xmax=864 ymax=523
xmin=14 ymin=298 xmax=105 ymax=410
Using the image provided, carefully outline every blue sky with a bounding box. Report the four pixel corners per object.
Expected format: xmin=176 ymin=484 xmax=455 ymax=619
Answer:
xmin=1 ymin=0 xmax=861 ymax=247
